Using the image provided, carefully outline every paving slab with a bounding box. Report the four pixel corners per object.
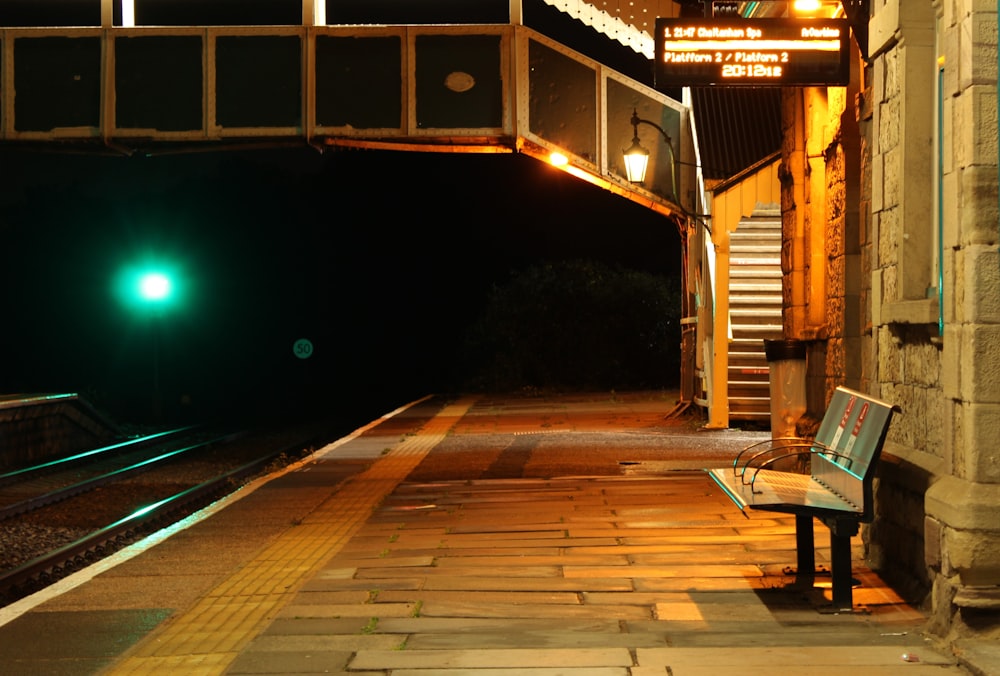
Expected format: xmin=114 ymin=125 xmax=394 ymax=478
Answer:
xmin=349 ymin=647 xmax=635 ymax=670
xmin=389 ymin=669 xmax=629 ymax=676
xmin=636 ymin=645 xmax=961 ymax=669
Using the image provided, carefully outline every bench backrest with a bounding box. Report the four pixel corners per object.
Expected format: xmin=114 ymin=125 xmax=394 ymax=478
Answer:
xmin=811 ymin=386 xmax=900 ymax=520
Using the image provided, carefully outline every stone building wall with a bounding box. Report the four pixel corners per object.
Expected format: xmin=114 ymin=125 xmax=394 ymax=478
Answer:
xmin=865 ymin=0 xmax=999 ymax=637
xmin=782 ymin=0 xmax=999 ymax=637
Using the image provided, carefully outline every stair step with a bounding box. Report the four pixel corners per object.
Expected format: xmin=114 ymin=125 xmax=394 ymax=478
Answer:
xmin=730 ymin=271 xmax=781 ymax=279
xmin=733 ymin=217 xmax=780 ymax=228
xmin=730 ymin=257 xmax=780 ymax=267
xmin=731 ymin=307 xmax=782 ymax=317
xmin=730 ymin=345 xmax=769 ymax=355
xmin=731 ymin=285 xmax=782 ymax=295
xmin=729 ymin=396 xmax=771 ymax=402
xmin=730 ymin=263 xmax=780 ymax=272
xmin=729 ymin=296 xmax=783 ymax=306
xmin=731 ymin=324 xmax=783 ymax=333
xmin=730 ymin=244 xmax=780 ymax=255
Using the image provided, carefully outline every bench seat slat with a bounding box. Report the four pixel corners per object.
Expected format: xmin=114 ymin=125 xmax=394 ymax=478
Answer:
xmin=708 ymin=467 xmax=859 ymax=515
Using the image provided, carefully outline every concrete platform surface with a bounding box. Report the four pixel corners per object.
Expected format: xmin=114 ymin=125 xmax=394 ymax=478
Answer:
xmin=0 ymin=391 xmax=988 ymax=675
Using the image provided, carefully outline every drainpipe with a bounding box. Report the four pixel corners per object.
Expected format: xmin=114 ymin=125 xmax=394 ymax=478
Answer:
xmin=938 ymin=58 xmax=945 ymax=337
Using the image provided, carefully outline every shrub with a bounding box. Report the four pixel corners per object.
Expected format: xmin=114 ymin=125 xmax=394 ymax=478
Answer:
xmin=457 ymin=260 xmax=680 ymax=392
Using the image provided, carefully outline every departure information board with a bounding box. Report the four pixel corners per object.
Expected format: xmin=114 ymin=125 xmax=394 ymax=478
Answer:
xmin=654 ymin=18 xmax=850 ymax=88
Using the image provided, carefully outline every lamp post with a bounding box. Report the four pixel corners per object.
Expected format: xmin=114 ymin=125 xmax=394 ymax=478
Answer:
xmin=622 ymin=108 xmax=694 ymax=414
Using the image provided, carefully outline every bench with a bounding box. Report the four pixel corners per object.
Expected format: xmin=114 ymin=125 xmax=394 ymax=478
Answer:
xmin=707 ymin=386 xmax=901 ymax=609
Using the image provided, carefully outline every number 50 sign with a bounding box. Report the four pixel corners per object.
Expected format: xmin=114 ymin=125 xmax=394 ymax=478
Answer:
xmin=293 ymin=338 xmax=314 ymax=360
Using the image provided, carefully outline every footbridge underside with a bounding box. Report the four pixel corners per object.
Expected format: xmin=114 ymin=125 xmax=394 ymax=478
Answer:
xmin=0 ymin=22 xmax=690 ymax=221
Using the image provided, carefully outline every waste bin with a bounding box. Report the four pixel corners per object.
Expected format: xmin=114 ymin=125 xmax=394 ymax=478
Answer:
xmin=764 ymin=339 xmax=806 ymax=439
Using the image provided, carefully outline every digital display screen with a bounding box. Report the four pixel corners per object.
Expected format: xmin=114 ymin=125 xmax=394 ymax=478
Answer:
xmin=654 ymin=18 xmax=850 ymax=88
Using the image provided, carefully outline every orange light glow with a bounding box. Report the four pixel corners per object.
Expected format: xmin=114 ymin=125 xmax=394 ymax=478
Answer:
xmin=793 ymin=0 xmax=822 ymax=13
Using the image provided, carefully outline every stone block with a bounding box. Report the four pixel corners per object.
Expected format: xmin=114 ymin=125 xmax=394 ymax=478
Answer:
xmin=959 ymin=324 xmax=1000 ymax=402
xmin=927 ymin=474 xmax=1000 ymax=531
xmin=942 ymin=19 xmax=961 ymax=98
xmin=903 ymin=339 xmax=941 ymax=388
xmin=941 ymin=324 xmax=963 ymax=399
xmin=957 ymin=85 xmax=999 ymax=168
xmin=958 ymin=165 xmax=1000 ymax=247
xmin=938 ymin=246 xmax=953 ymax=326
xmin=884 ymin=146 xmax=902 ymax=214
xmin=962 ymin=401 xmax=1000 ymax=482
xmin=869 ymin=3 xmax=900 ymax=60
xmin=877 ymin=326 xmax=901 ymax=381
xmin=878 ymin=98 xmax=900 ymax=157
xmin=957 ymin=10 xmax=998 ymax=91
xmin=925 ymin=515 xmax=942 ymax=570
xmin=882 ymin=43 xmax=899 ymax=101
xmin=960 ymin=244 xmax=1000 ymax=323
xmin=825 ymin=247 xmax=845 ymax=288
xmin=942 ymin=528 xmax=1000 ymax=586
xmin=871 ymin=151 xmax=884 ymax=212
xmin=877 ymin=207 xmax=899 ymax=268
xmin=970 ymin=0 xmax=1000 ymax=14
xmin=887 ymin=383 xmax=922 ymax=450
xmin=923 ymin=387 xmax=947 ymax=453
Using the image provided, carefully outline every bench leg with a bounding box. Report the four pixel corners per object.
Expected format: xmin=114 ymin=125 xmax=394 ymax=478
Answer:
xmin=830 ymin=531 xmax=854 ymax=608
xmin=826 ymin=517 xmax=861 ymax=609
xmin=794 ymin=513 xmax=816 ymax=577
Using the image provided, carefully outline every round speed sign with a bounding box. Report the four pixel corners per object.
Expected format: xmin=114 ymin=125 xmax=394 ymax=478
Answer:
xmin=293 ymin=338 xmax=313 ymax=359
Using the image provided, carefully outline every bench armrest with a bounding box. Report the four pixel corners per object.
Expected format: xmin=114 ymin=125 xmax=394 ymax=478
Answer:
xmin=732 ymin=438 xmax=830 ymax=477
xmin=745 ymin=447 xmax=857 ymax=492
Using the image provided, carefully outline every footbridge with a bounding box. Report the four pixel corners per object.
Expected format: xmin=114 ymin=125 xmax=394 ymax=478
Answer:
xmin=0 ymin=0 xmax=694 ymax=223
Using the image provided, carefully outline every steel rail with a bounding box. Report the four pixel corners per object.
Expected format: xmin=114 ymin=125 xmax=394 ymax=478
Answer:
xmin=0 ymin=438 xmax=293 ymax=606
xmin=0 ymin=429 xmax=244 ymax=522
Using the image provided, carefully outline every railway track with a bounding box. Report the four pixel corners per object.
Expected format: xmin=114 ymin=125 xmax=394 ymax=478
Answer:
xmin=0 ymin=421 xmax=339 ymax=607
xmin=0 ymin=426 xmax=238 ymax=520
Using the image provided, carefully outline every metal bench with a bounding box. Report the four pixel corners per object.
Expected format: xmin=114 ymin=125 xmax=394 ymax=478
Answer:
xmin=707 ymin=386 xmax=901 ymax=609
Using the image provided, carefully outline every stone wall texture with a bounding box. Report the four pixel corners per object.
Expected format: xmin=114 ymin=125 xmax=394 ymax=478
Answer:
xmin=783 ymin=0 xmax=999 ymax=638
xmin=868 ymin=0 xmax=998 ymax=638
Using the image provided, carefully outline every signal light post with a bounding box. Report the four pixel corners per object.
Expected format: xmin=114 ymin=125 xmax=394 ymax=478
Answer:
xmin=138 ymin=271 xmax=172 ymax=423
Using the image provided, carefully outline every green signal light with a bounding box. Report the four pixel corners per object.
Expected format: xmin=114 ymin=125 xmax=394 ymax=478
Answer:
xmin=114 ymin=262 xmax=185 ymax=314
xmin=139 ymin=272 xmax=171 ymax=301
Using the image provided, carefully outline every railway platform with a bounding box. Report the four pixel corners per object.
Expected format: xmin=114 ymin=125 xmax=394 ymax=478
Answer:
xmin=0 ymin=391 xmax=994 ymax=675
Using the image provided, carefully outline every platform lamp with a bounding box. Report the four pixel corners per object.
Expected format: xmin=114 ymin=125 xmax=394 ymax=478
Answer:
xmin=623 ymin=109 xmax=678 ymax=199
xmin=622 ymin=108 xmax=693 ymax=412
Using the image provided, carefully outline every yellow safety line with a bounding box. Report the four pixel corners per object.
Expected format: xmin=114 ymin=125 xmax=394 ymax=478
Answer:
xmin=106 ymin=398 xmax=475 ymax=676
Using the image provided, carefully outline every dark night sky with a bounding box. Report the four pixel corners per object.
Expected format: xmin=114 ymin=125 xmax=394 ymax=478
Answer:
xmin=0 ymin=146 xmax=681 ymax=423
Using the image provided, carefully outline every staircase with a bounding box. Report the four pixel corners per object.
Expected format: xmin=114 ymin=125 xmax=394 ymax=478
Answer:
xmin=727 ymin=205 xmax=783 ymax=423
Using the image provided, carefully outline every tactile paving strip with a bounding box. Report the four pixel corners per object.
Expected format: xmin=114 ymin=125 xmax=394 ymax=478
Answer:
xmin=106 ymin=398 xmax=474 ymax=676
